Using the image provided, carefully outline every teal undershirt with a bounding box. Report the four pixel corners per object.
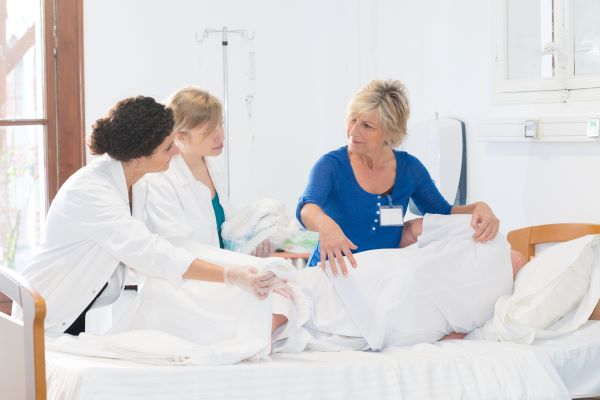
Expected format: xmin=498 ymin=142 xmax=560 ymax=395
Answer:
xmin=211 ymin=192 xmax=225 ymax=249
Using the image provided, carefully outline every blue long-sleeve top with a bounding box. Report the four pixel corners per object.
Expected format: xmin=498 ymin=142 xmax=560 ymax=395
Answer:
xmin=297 ymin=146 xmax=452 ymax=266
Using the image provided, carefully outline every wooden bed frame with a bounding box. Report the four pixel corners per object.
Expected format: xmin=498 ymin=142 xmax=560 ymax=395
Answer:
xmin=1 ymin=223 xmax=599 ymax=400
xmin=0 ymin=267 xmax=46 ymax=400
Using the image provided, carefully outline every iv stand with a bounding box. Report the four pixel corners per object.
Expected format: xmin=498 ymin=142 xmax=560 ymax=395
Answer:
xmin=197 ymin=27 xmax=254 ymax=197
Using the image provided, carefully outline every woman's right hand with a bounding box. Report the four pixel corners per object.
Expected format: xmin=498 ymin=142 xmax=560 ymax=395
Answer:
xmin=224 ymin=266 xmax=290 ymax=300
xmin=318 ymin=220 xmax=358 ymax=276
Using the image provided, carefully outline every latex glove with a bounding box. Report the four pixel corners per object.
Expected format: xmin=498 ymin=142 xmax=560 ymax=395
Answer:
xmin=272 ymin=279 xmax=296 ymax=303
xmin=251 ymin=239 xmax=274 ymax=258
xmin=224 ymin=266 xmax=284 ymax=300
xmin=470 ymin=202 xmax=500 ymax=242
xmin=318 ymin=219 xmax=357 ymax=277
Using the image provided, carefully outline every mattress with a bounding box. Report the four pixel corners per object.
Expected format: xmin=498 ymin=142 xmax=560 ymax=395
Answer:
xmin=45 ymin=322 xmax=600 ymax=400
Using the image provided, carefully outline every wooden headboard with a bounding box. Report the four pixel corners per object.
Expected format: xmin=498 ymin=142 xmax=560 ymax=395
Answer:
xmin=507 ymin=223 xmax=600 ymax=321
xmin=507 ymin=223 xmax=600 ymax=260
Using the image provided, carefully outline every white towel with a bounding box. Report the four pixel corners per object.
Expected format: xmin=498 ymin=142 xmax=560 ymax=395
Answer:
xmin=221 ymin=198 xmax=297 ymax=254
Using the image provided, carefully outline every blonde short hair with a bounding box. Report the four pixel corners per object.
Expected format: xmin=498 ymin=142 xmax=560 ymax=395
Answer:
xmin=166 ymin=86 xmax=222 ymax=134
xmin=347 ymin=79 xmax=410 ymax=147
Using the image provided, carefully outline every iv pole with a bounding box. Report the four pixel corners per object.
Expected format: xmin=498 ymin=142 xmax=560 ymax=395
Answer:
xmin=197 ymin=27 xmax=254 ymax=197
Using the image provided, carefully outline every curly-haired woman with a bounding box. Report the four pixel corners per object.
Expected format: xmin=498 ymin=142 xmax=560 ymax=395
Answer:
xmin=19 ymin=96 xmax=290 ymax=338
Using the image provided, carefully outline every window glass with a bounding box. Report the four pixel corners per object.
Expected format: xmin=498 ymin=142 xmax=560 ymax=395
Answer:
xmin=0 ymin=0 xmax=45 ymax=119
xmin=573 ymin=0 xmax=600 ymax=75
xmin=506 ymin=0 xmax=555 ymax=80
xmin=0 ymin=125 xmax=46 ymax=270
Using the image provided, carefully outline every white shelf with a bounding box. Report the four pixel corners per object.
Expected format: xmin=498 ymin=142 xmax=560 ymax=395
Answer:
xmin=478 ymin=117 xmax=600 ymax=142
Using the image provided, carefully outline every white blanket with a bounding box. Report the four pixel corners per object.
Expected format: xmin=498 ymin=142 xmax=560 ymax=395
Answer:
xmin=46 ymin=329 xmax=267 ymax=366
xmin=51 ymin=246 xmax=296 ymax=365
xmin=274 ymin=214 xmax=514 ymax=351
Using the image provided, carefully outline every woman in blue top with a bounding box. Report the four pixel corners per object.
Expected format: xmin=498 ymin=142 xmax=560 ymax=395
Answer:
xmin=297 ymin=79 xmax=500 ymax=275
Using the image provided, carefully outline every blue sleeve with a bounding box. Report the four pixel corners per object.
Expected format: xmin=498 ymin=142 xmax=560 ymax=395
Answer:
xmin=408 ymin=156 xmax=452 ymax=215
xmin=296 ymin=155 xmax=338 ymax=227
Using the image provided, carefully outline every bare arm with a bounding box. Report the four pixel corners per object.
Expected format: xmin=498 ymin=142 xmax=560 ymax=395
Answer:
xmin=182 ymin=258 xmax=226 ymax=282
xmin=451 ymin=201 xmax=500 ymax=242
xmin=300 ymin=203 xmax=337 ymax=233
xmin=300 ymin=203 xmax=357 ymax=276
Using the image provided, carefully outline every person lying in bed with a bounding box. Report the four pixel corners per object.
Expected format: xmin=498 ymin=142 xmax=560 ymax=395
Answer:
xmin=270 ymin=214 xmax=599 ymax=352
xmin=400 ymin=217 xmax=527 ymax=278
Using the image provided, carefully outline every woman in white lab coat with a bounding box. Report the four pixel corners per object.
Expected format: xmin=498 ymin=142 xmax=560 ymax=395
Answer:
xmin=18 ymin=96 xmax=287 ymax=336
xmin=140 ymin=87 xmax=273 ymax=256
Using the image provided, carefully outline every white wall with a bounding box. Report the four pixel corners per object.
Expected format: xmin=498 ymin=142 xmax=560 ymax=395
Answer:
xmin=84 ymin=0 xmax=360 ymax=217
xmin=360 ymin=0 xmax=600 ymax=232
xmin=84 ymin=0 xmax=600 ymax=232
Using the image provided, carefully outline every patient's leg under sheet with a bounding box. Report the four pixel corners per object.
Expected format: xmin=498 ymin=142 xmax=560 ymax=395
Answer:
xmin=111 ymin=278 xmax=272 ymax=347
xmin=274 ymin=214 xmax=514 ymax=351
xmin=53 ymin=248 xmax=294 ymax=365
xmin=46 ymin=280 xmax=274 ymax=365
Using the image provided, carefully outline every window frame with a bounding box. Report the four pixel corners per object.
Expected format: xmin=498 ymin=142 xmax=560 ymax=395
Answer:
xmin=0 ymin=0 xmax=86 ymax=209
xmin=493 ymin=0 xmax=600 ymax=103
xmin=45 ymin=0 xmax=86 ymax=204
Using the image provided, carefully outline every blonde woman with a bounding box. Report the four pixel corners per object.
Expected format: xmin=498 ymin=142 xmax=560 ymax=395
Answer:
xmin=297 ymin=79 xmax=500 ymax=276
xmin=140 ymin=87 xmax=272 ymax=256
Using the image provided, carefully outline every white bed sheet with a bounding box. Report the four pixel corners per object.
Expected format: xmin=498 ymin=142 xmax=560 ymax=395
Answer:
xmin=533 ymin=320 xmax=600 ymax=398
xmin=46 ymin=335 xmax=586 ymax=400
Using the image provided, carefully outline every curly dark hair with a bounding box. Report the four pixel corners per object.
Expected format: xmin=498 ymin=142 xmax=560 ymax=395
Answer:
xmin=88 ymin=96 xmax=174 ymax=161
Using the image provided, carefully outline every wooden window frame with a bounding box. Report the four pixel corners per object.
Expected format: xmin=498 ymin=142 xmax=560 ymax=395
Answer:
xmin=44 ymin=0 xmax=86 ymax=204
xmin=0 ymin=0 xmax=84 ymax=272
xmin=0 ymin=0 xmax=85 ymax=206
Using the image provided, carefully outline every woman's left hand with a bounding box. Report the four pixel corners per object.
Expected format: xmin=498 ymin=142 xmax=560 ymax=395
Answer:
xmin=470 ymin=202 xmax=500 ymax=242
xmin=251 ymin=239 xmax=274 ymax=258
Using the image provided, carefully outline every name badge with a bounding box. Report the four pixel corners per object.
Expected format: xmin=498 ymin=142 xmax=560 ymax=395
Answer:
xmin=379 ymin=205 xmax=404 ymax=226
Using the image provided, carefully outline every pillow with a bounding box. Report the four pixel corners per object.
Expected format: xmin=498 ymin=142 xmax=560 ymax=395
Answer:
xmin=467 ymin=234 xmax=600 ymax=344
xmin=508 ymin=242 xmax=593 ymax=328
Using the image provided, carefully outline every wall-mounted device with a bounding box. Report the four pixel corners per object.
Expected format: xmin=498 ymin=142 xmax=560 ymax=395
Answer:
xmin=587 ymin=118 xmax=600 ymax=138
xmin=524 ymin=120 xmax=538 ymax=138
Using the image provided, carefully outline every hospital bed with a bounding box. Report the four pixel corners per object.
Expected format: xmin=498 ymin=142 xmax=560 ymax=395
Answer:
xmin=2 ymin=224 xmax=600 ymax=400
xmin=0 ymin=267 xmax=46 ymax=399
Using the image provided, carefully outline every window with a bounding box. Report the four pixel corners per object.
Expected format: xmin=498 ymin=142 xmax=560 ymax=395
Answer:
xmin=494 ymin=0 xmax=600 ymax=102
xmin=0 ymin=0 xmax=85 ymax=269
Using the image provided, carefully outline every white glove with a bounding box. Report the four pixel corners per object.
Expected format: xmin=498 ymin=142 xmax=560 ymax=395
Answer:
xmin=224 ymin=266 xmax=292 ymax=300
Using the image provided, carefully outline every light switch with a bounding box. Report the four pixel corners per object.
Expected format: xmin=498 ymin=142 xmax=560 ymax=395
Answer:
xmin=587 ymin=119 xmax=600 ymax=138
xmin=524 ymin=120 xmax=538 ymax=138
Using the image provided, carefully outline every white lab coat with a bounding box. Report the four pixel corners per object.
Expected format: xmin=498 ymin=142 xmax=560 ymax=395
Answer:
xmin=138 ymin=154 xmax=232 ymax=251
xmin=18 ymin=155 xmax=194 ymax=333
